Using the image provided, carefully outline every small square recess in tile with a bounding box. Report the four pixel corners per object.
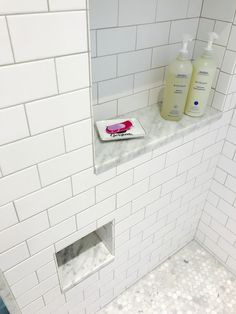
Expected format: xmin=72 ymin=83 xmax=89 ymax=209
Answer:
xmin=56 ymin=221 xmax=114 ymax=292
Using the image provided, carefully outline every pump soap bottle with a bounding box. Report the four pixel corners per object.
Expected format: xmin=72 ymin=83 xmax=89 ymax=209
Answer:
xmin=161 ymin=35 xmax=193 ymax=121
xmin=185 ymin=32 xmax=218 ymax=117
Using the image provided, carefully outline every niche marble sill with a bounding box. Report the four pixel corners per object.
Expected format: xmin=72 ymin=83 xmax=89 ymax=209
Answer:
xmin=94 ymin=104 xmax=222 ymax=174
xmin=56 ymin=232 xmax=114 ymax=292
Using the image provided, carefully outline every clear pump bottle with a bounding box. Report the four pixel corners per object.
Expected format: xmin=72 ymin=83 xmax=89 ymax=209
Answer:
xmin=185 ymin=32 xmax=218 ymax=117
xmin=161 ymin=35 xmax=193 ymax=121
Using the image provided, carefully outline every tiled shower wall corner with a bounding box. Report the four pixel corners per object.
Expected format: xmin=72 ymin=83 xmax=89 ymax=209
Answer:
xmin=195 ymin=0 xmax=236 ymax=275
xmin=90 ymin=0 xmax=201 ymax=120
xmin=0 ymin=1 xmax=235 ymax=314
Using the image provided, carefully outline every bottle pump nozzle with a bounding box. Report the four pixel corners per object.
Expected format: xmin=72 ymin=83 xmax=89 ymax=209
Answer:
xmin=205 ymin=32 xmax=218 ymax=52
xmin=179 ymin=34 xmax=193 ymax=56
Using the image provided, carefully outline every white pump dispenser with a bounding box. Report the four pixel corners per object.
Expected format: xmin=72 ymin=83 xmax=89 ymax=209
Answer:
xmin=185 ymin=32 xmax=218 ymax=117
xmin=161 ymin=34 xmax=193 ymax=121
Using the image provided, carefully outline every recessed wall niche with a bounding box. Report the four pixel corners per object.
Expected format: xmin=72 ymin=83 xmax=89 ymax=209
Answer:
xmin=89 ymin=0 xmax=196 ymax=121
xmin=56 ymin=221 xmax=114 ymax=292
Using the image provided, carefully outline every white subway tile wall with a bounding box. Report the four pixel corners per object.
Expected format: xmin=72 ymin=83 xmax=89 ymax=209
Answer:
xmin=90 ymin=0 xmax=200 ymax=120
xmin=0 ymin=1 xmax=236 ymax=314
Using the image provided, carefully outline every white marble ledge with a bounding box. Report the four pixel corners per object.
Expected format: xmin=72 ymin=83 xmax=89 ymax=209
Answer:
xmin=94 ymin=104 xmax=222 ymax=174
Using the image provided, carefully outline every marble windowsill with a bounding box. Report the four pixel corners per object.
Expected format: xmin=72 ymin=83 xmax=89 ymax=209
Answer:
xmin=94 ymin=104 xmax=222 ymax=174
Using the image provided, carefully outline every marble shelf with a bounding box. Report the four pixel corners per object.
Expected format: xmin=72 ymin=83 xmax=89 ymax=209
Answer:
xmin=56 ymin=229 xmax=114 ymax=292
xmin=94 ymin=104 xmax=222 ymax=174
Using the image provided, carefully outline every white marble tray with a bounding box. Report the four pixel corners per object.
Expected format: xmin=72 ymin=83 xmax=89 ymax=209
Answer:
xmin=94 ymin=104 xmax=222 ymax=174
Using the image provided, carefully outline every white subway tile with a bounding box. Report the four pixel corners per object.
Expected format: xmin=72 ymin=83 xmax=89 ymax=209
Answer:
xmin=226 ymin=218 xmax=236 ymax=235
xmin=0 ymin=105 xmax=29 ymax=146
xmin=49 ymin=0 xmax=86 ymax=11
xmin=227 ymin=257 xmax=236 ymax=273
xmin=0 ymin=0 xmax=48 ymax=14
xmin=215 ymin=21 xmax=232 ymax=46
xmin=187 ymin=0 xmax=203 ymax=17
xmin=197 ymin=18 xmax=215 ymax=41
xmin=64 ymin=119 xmax=92 ymax=152
xmin=116 ymin=209 xmax=145 ymax=236
xmin=211 ymin=180 xmax=235 ymax=204
xmin=4 ymin=246 xmax=54 ymax=285
xmin=178 ymin=151 xmax=202 ymax=174
xmin=117 ymin=152 xmax=152 ymax=175
xmin=134 ymin=68 xmax=165 ymax=93
xmin=17 ymin=274 xmax=58 ymax=308
xmin=170 ymin=19 xmax=198 ymax=43
xmin=15 ymin=179 xmax=72 ymax=221
xmin=145 ymin=194 xmax=171 ymax=217
xmin=0 ymin=129 xmax=65 ymax=175
xmin=21 ymin=297 xmax=44 ymax=314
xmin=8 ymin=12 xmax=88 ymax=62
xmin=92 ymin=55 xmax=116 ymax=83
xmin=211 ymin=219 xmax=236 ymax=245
xmin=115 ymin=203 xmax=132 ymax=223
xmin=56 ymin=53 xmax=89 ymax=93
xmin=117 ymin=179 xmax=149 ymax=207
xmin=198 ymin=221 xmax=219 ymax=243
xmin=118 ymin=49 xmax=152 ymax=76
xmin=0 ymin=212 xmax=49 ymax=253
xmin=214 ymin=168 xmax=227 ymax=184
xmin=218 ymin=155 xmax=236 ymax=178
xmin=172 ymin=179 xmax=194 ymax=201
xmin=156 ymin=0 xmax=188 ymax=21
xmin=216 ymin=72 xmax=231 ymax=94
xmin=137 ymin=22 xmax=170 ymax=49
xmin=0 ymin=17 xmax=14 ymax=65
xmin=222 ymin=50 xmax=236 ymax=74
xmin=161 ymin=173 xmax=186 ymax=196
xmin=152 ymin=43 xmax=181 ymax=68
xmin=37 ymin=261 xmax=57 ymax=282
xmin=38 ymin=145 xmax=93 ymax=186
xmin=187 ymin=160 xmax=209 ymax=181
xmin=166 ymin=142 xmax=193 ymax=167
xmin=76 ymin=196 xmax=116 ymax=228
xmin=132 ymin=186 xmax=161 ymax=212
xmin=227 ymin=126 xmax=236 ymax=145
xmin=218 ymin=238 xmax=236 ymax=260
xmin=202 ymin=0 xmax=236 ymax=22
xmin=225 ymin=175 xmax=236 ymax=193
xmin=26 ymin=89 xmax=91 ymax=135
xmin=48 ymin=188 xmax=95 ymax=226
xmin=96 ymin=171 xmax=133 ymax=202
xmin=72 ymin=167 xmax=116 ymax=195
xmin=119 ymin=0 xmax=156 ymax=26
xmin=0 ymin=242 xmax=29 ymax=271
xmin=152 ymin=138 xmax=183 ymax=157
xmin=193 ymin=131 xmax=217 ymax=153
xmin=11 ymin=273 xmax=38 ymax=299
xmin=55 ymin=222 xmax=96 ymax=252
xmin=118 ymin=91 xmax=149 ymax=115
xmin=0 ymin=60 xmax=57 ymax=109
xmin=93 ymin=101 xmax=117 ymax=121
xmin=204 ymin=201 xmax=228 ymax=225
xmin=0 ymin=203 xmax=18 ymax=232
xmin=90 ymin=0 xmax=118 ymax=29
xmin=0 ymin=167 xmax=40 ymax=207
xmin=203 ymin=141 xmax=223 ymax=161
xmin=27 ymin=217 xmax=76 ymax=255
xmin=97 ymin=26 xmax=136 ymax=56
xmin=98 ymin=75 xmax=133 ymax=103
xmin=134 ymin=154 xmax=166 ymax=183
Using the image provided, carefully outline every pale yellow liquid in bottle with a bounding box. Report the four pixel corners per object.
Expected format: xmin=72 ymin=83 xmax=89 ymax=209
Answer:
xmin=161 ymin=57 xmax=193 ymax=121
xmin=185 ymin=55 xmax=216 ymax=117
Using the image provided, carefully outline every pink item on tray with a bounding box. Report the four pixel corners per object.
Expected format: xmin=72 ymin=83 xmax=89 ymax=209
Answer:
xmin=106 ymin=120 xmax=133 ymax=134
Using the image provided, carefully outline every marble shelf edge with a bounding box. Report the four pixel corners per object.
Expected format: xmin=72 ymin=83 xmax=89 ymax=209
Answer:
xmin=94 ymin=104 xmax=222 ymax=174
